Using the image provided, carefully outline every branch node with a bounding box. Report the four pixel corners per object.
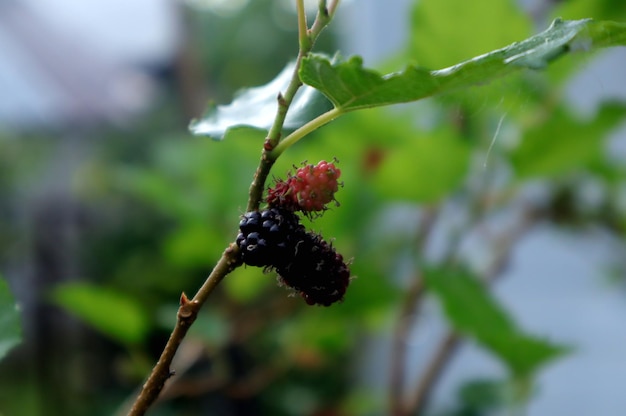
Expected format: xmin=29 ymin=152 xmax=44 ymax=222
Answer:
xmin=226 ymin=242 xmax=239 ymax=254
xmin=318 ymin=0 xmax=328 ymax=14
xmin=277 ymin=92 xmax=287 ymax=106
xmin=178 ymin=296 xmax=198 ymax=320
xmin=180 ymin=292 xmax=189 ymax=306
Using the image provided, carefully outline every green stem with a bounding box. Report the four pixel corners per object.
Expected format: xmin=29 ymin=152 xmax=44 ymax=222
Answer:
xmin=246 ymin=152 xmax=276 ymax=212
xmin=247 ymin=2 xmax=341 ymax=211
xmin=310 ymin=0 xmax=339 ymax=36
xmin=297 ymin=0 xmax=311 ymax=50
xmin=270 ymin=107 xmax=343 ymax=158
xmin=263 ymin=0 xmax=316 ymax=152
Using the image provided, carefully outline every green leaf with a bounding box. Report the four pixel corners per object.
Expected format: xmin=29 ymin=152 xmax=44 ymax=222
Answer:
xmin=300 ymin=54 xmax=438 ymax=111
xmin=455 ymin=379 xmax=512 ymax=413
xmin=278 ymin=312 xmax=353 ymax=356
xmin=299 ymin=19 xmax=626 ymax=112
xmin=373 ymin=129 xmax=470 ymax=202
xmin=0 ymin=276 xmax=21 ymax=361
xmin=410 ymin=0 xmax=532 ymax=68
xmin=190 ymin=61 xmax=333 ymax=140
xmin=50 ymin=283 xmax=150 ymax=345
xmin=424 ymin=268 xmax=568 ymax=378
xmin=512 ymin=102 xmax=626 ymax=178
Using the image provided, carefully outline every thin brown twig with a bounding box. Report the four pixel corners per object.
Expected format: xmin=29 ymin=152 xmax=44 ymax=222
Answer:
xmin=404 ymin=331 xmax=462 ymax=416
xmin=402 ymin=205 xmax=541 ymax=416
xmin=389 ymin=207 xmax=439 ymax=416
xmin=118 ymin=296 xmax=297 ymax=415
xmin=127 ymin=244 xmax=240 ymax=416
xmin=390 ymin=278 xmax=426 ymax=416
xmin=157 ymin=359 xmax=287 ymax=402
xmin=389 ymin=108 xmax=482 ymax=415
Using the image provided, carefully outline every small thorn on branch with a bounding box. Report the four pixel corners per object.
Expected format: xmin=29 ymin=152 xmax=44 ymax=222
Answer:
xmin=179 ymin=292 xmax=197 ymax=319
xmin=180 ymin=292 xmax=189 ymax=306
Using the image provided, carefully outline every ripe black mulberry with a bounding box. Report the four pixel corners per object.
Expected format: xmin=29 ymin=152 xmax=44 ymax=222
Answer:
xmin=276 ymin=232 xmax=351 ymax=306
xmin=236 ymin=208 xmax=303 ymax=267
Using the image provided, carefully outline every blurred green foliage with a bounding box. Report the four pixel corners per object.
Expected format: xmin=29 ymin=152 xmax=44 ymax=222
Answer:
xmin=0 ymin=276 xmax=21 ymax=361
xmin=1 ymin=0 xmax=626 ymax=415
xmin=50 ymin=283 xmax=150 ymax=346
xmin=410 ymin=0 xmax=532 ymax=68
xmin=511 ymin=102 xmax=626 ymax=178
xmin=424 ymin=269 xmax=567 ymax=379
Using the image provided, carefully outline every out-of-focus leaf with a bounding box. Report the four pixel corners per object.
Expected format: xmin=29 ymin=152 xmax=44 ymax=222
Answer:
xmin=0 ymin=276 xmax=21 ymax=361
xmin=278 ymin=311 xmax=353 ymax=357
xmin=300 ymin=19 xmax=626 ymax=111
xmin=113 ymin=135 xmax=259 ymax=223
xmin=511 ymin=102 xmax=626 ymax=178
xmin=554 ymin=0 xmax=626 ymax=22
xmin=190 ymin=62 xmax=333 ymax=140
xmin=51 ymin=283 xmax=150 ymax=345
xmin=114 ymin=168 xmax=196 ymax=219
xmin=163 ymin=224 xmax=224 ymax=268
xmin=410 ymin=0 xmax=532 ymax=68
xmin=425 ymin=268 xmax=568 ymax=378
xmin=222 ymin=267 xmax=272 ymax=303
xmin=373 ymin=130 xmax=470 ymax=202
xmin=457 ymin=379 xmax=511 ymax=412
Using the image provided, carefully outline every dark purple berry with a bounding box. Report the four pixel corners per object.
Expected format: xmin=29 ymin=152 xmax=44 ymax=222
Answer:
xmin=237 ymin=208 xmax=352 ymax=306
xmin=276 ymin=232 xmax=351 ymax=306
xmin=237 ymin=208 xmax=302 ymax=268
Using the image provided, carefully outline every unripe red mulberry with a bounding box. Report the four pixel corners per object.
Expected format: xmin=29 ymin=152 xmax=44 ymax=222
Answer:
xmin=267 ymin=160 xmax=342 ymax=214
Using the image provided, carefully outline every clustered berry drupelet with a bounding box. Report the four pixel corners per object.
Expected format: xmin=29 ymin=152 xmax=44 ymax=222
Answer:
xmin=236 ymin=208 xmax=302 ymax=268
xmin=266 ymin=160 xmax=342 ymax=214
xmin=276 ymin=232 xmax=351 ymax=306
xmin=236 ymin=160 xmax=352 ymax=306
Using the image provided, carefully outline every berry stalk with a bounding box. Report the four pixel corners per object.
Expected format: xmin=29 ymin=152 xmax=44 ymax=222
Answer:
xmin=269 ymin=107 xmax=343 ymax=159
